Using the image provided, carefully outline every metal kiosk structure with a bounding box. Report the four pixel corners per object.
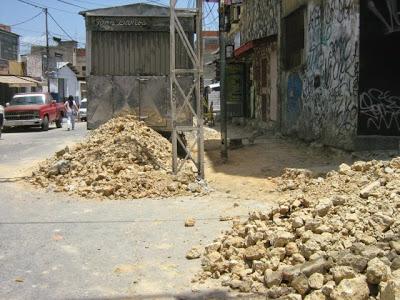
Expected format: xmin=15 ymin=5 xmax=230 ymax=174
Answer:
xmin=169 ymin=0 xmax=205 ymax=179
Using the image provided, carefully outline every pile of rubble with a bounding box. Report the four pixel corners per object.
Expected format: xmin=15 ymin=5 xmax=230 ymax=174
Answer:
xmin=30 ymin=114 xmax=200 ymax=199
xmin=193 ymin=159 xmax=400 ymax=299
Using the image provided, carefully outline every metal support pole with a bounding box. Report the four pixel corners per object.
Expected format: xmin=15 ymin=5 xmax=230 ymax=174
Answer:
xmin=196 ymin=0 xmax=205 ymax=178
xmin=170 ymin=0 xmax=204 ymax=178
xmin=45 ymin=8 xmax=50 ymax=92
xmin=219 ymin=2 xmax=228 ymax=160
xmin=170 ymin=0 xmax=178 ymax=175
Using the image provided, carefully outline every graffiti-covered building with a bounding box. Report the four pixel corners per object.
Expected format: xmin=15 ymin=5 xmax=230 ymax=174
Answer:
xmin=224 ymin=0 xmax=400 ymax=150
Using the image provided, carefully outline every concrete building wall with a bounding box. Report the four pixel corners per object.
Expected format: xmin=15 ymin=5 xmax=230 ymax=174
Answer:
xmin=241 ymin=0 xmax=279 ymax=44
xmin=281 ymin=0 xmax=359 ymax=150
xmin=26 ymin=53 xmax=43 ymax=79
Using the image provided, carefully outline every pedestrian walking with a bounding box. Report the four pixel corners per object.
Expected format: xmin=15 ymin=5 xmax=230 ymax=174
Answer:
xmin=64 ymin=95 xmax=78 ymax=131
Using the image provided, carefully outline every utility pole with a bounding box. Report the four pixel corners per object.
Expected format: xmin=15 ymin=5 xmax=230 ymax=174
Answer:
xmin=219 ymin=1 xmax=228 ymax=160
xmin=44 ymin=8 xmax=50 ymax=92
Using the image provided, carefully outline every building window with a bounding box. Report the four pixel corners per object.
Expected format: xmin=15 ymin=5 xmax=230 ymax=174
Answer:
xmin=284 ymin=7 xmax=305 ymax=70
xmin=82 ymin=66 xmax=86 ymax=71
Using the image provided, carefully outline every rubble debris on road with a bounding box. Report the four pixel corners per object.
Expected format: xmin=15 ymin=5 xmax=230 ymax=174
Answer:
xmin=29 ymin=114 xmax=201 ymax=199
xmin=185 ymin=218 xmax=196 ymax=227
xmin=193 ymin=159 xmax=400 ymax=299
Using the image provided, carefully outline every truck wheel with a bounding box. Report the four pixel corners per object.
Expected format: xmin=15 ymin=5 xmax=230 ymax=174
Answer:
xmin=41 ymin=116 xmax=49 ymax=131
xmin=56 ymin=117 xmax=62 ymax=128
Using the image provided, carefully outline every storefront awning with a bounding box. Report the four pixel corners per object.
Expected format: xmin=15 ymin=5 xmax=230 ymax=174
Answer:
xmin=234 ymin=41 xmax=255 ymax=58
xmin=0 ymin=76 xmax=41 ymax=87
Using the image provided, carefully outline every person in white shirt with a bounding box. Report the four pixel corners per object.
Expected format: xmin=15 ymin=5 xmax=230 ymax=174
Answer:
xmin=64 ymin=95 xmax=78 ymax=131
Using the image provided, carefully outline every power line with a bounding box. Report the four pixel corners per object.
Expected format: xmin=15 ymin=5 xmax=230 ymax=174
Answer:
xmin=15 ymin=0 xmax=44 ymax=9
xmin=55 ymin=0 xmax=88 ymax=10
xmin=48 ymin=12 xmax=75 ymax=40
xmin=10 ymin=10 xmax=43 ymax=27
xmin=16 ymin=0 xmax=77 ymax=14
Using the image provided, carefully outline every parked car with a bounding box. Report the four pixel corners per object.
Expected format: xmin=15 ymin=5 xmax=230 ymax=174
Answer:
xmin=79 ymin=98 xmax=87 ymax=122
xmin=4 ymin=92 xmax=65 ymax=131
xmin=0 ymin=104 xmax=4 ymax=138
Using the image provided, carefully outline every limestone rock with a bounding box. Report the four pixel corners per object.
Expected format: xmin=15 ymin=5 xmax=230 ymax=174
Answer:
xmin=264 ymin=269 xmax=282 ymax=288
xmin=331 ymin=266 xmax=357 ymax=284
xmin=380 ymin=273 xmax=400 ymax=300
xmin=291 ymin=273 xmax=309 ymax=295
xmin=244 ymin=244 xmax=267 ymax=261
xmin=185 ymin=218 xmax=196 ymax=227
xmin=308 ymin=272 xmax=324 ymax=289
xmin=186 ymin=247 xmax=201 ymax=259
xmin=330 ymin=276 xmax=369 ymax=300
xmin=366 ymin=257 xmax=390 ymax=284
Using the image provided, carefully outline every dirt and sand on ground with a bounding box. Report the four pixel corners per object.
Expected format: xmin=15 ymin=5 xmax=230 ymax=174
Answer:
xmin=28 ymin=114 xmax=203 ymax=199
xmin=191 ymin=124 xmax=356 ymax=202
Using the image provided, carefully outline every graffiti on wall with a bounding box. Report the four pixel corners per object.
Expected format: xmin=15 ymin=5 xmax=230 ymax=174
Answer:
xmin=359 ymin=89 xmax=400 ymax=133
xmin=292 ymin=0 xmax=359 ymax=148
xmin=368 ymin=0 xmax=400 ymax=34
xmin=358 ymin=0 xmax=400 ymax=136
xmin=241 ymin=0 xmax=279 ymax=44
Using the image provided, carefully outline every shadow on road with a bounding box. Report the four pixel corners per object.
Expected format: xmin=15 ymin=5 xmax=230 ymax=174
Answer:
xmin=3 ymin=126 xmax=58 ymax=133
xmin=68 ymin=290 xmax=264 ymax=300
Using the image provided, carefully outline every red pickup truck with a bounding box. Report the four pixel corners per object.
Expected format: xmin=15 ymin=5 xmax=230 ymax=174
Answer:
xmin=4 ymin=92 xmax=65 ymax=131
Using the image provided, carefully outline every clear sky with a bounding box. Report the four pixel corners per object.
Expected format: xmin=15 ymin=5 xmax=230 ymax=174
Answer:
xmin=1 ymin=0 xmax=219 ymax=54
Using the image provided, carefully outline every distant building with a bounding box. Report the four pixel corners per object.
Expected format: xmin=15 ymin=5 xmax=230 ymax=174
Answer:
xmin=49 ymin=62 xmax=80 ymax=102
xmin=0 ymin=25 xmax=40 ymax=105
xmin=26 ymin=40 xmax=78 ymax=80
xmin=202 ymin=31 xmax=218 ymax=83
xmin=24 ymin=40 xmax=86 ymax=100
xmin=0 ymin=25 xmax=19 ymax=61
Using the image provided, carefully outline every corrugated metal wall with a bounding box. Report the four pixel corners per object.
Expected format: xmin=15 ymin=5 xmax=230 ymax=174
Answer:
xmin=91 ymin=31 xmax=192 ymax=76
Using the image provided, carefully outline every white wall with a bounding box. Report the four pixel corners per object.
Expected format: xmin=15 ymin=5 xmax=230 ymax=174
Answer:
xmin=50 ymin=65 xmax=80 ymax=102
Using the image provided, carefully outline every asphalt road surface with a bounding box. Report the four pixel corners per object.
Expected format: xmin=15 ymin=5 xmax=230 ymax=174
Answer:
xmin=0 ymin=122 xmax=270 ymax=299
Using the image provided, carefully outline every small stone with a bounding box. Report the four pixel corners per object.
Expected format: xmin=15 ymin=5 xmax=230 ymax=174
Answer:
xmin=331 ymin=266 xmax=357 ymax=284
xmin=264 ymin=269 xmax=283 ymax=288
xmin=292 ymin=217 xmax=304 ymax=228
xmin=380 ymin=271 xmax=400 ymax=300
xmin=321 ymin=280 xmax=336 ymax=297
xmin=330 ymin=276 xmax=369 ymax=300
xmin=167 ymin=182 xmax=179 ymax=192
xmin=315 ymin=198 xmax=333 ymax=217
xmin=273 ymin=231 xmax=295 ymax=247
xmin=366 ymin=257 xmax=390 ymax=284
xmin=390 ymin=240 xmax=400 ymax=254
xmin=244 ymin=244 xmax=267 ymax=261
xmin=391 ymin=257 xmax=400 ymax=271
xmin=359 ymin=180 xmax=380 ymax=199
xmin=283 ymin=294 xmax=302 ymax=300
xmin=219 ymin=215 xmax=233 ymax=221
xmin=305 ymin=290 xmax=326 ymax=300
xmin=186 ymin=247 xmax=201 ymax=259
xmin=338 ymin=163 xmax=351 ymax=174
xmin=286 ymin=242 xmax=299 ymax=256
xmin=188 ymin=182 xmax=201 ymax=193
xmin=291 ymin=273 xmax=310 ymax=295
xmin=331 ymin=195 xmax=346 ymax=206
xmin=185 ymin=218 xmax=196 ymax=227
xmin=336 ymin=253 xmax=368 ymax=273
xmin=309 ymin=272 xmax=324 ymax=289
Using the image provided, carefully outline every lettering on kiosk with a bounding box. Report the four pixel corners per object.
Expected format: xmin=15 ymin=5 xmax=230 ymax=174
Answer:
xmin=95 ymin=18 xmax=147 ymax=27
